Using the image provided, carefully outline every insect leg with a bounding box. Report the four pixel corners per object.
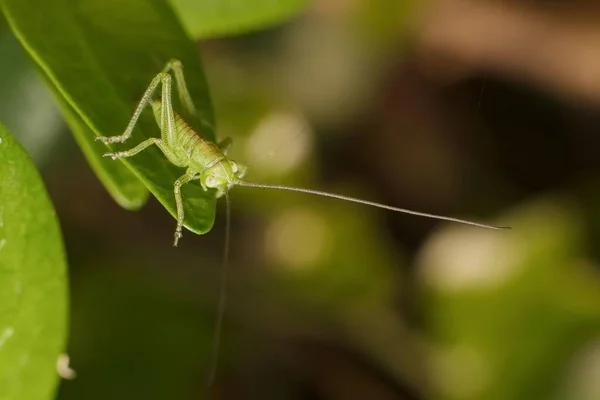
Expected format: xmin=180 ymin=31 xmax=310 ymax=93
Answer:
xmin=163 ymin=59 xmax=198 ymax=120
xmin=173 ymin=172 xmax=197 ymax=246
xmin=102 ymin=137 xmax=180 ymax=161
xmin=103 ymin=138 xmax=161 ymax=159
xmin=151 ymin=71 xmax=181 ymax=148
xmin=96 ymin=72 xmax=170 ymax=144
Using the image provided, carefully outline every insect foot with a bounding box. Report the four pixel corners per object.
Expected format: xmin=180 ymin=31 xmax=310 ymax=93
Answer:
xmin=102 ymin=152 xmax=122 ymax=160
xmin=173 ymin=230 xmax=183 ymax=247
xmin=95 ymin=135 xmax=125 ymax=144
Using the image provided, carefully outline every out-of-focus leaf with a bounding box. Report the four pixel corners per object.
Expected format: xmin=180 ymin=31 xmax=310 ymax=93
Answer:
xmin=58 ymin=264 xmax=215 ymax=400
xmin=0 ymin=30 xmax=64 ymax=165
xmin=169 ymin=0 xmax=309 ymax=39
xmin=0 ymin=124 xmax=68 ymax=399
xmin=0 ymin=0 xmax=217 ymax=234
xmin=419 ymin=200 xmax=600 ymax=400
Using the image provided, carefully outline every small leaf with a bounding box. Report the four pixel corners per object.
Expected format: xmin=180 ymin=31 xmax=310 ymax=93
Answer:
xmin=0 ymin=124 xmax=68 ymax=400
xmin=169 ymin=0 xmax=309 ymax=39
xmin=0 ymin=0 xmax=217 ymax=234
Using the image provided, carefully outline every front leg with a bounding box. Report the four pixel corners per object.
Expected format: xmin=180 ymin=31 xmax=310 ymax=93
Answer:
xmin=173 ymin=172 xmax=197 ymax=246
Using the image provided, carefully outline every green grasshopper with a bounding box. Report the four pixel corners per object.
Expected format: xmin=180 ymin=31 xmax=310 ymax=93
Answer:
xmin=96 ymin=59 xmax=508 ymax=246
xmin=96 ymin=59 xmax=508 ymax=386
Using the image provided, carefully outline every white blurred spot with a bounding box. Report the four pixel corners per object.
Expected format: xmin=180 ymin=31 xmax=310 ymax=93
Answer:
xmin=0 ymin=327 xmax=14 ymax=348
xmin=418 ymin=227 xmax=521 ymax=292
xmin=265 ymin=208 xmax=331 ymax=271
xmin=0 ymin=239 xmax=5 ymax=252
xmin=431 ymin=343 xmax=492 ymax=399
xmin=0 ymin=137 xmax=3 ymax=144
xmin=56 ymin=353 xmax=76 ymax=380
xmin=245 ymin=111 xmax=313 ymax=176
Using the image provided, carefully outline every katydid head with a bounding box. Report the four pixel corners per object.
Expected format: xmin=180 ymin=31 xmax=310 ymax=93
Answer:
xmin=201 ymin=159 xmax=247 ymax=198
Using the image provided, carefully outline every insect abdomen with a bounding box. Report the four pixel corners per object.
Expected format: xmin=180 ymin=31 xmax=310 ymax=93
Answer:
xmin=173 ymin=114 xmax=223 ymax=171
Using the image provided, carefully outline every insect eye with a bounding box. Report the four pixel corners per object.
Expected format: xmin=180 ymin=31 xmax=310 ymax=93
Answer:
xmin=230 ymin=161 xmax=238 ymax=173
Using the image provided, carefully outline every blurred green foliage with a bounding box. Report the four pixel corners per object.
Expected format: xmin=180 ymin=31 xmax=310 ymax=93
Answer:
xmin=170 ymin=0 xmax=309 ymax=39
xmin=420 ymin=201 xmax=600 ymax=400
xmin=0 ymin=125 xmax=68 ymax=400
xmin=2 ymin=0 xmax=600 ymax=399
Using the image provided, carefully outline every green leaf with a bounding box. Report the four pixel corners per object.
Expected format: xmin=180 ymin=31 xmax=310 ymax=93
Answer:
xmin=0 ymin=124 xmax=68 ymax=400
xmin=0 ymin=0 xmax=217 ymax=234
xmin=55 ymin=91 xmax=150 ymax=210
xmin=169 ymin=0 xmax=309 ymax=39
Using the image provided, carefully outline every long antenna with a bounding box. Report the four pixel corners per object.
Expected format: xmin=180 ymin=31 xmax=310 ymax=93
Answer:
xmin=206 ymin=192 xmax=232 ymax=389
xmin=237 ymin=181 xmax=509 ymax=230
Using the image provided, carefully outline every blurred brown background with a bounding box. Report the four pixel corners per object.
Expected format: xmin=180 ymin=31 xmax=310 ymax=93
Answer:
xmin=3 ymin=0 xmax=600 ymax=399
